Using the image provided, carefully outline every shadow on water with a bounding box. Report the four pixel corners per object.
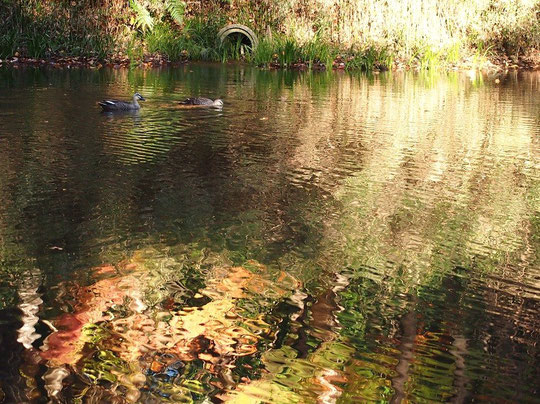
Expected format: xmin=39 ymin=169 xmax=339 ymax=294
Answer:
xmin=0 ymin=64 xmax=538 ymax=402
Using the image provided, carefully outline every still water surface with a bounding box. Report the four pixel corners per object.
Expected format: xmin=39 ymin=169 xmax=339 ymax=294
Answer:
xmin=0 ymin=65 xmax=538 ymax=403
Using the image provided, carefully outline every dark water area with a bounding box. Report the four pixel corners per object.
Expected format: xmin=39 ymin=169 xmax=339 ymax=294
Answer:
xmin=0 ymin=64 xmax=538 ymax=403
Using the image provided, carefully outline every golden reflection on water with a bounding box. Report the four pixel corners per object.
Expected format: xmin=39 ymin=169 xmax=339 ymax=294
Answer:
xmin=274 ymin=71 xmax=538 ymax=275
xmin=0 ymin=67 xmax=538 ymax=403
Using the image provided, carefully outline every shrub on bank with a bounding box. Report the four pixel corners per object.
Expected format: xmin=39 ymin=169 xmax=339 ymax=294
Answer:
xmin=0 ymin=0 xmax=538 ymax=69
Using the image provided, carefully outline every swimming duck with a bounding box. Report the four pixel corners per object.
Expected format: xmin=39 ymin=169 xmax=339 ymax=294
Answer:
xmin=179 ymin=97 xmax=223 ymax=108
xmin=99 ymin=93 xmax=146 ymax=111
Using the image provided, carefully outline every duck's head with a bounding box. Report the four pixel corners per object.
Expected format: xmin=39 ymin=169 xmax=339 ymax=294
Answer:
xmin=134 ymin=92 xmax=146 ymax=101
xmin=213 ymin=99 xmax=224 ymax=108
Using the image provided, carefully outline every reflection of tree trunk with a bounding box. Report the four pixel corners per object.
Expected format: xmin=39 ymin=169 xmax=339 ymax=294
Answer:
xmin=310 ymin=289 xmax=340 ymax=342
xmin=16 ymin=268 xmax=44 ymax=401
xmin=0 ymin=268 xmax=44 ymax=403
xmin=450 ymin=335 xmax=469 ymax=404
xmin=17 ymin=268 xmax=43 ymax=349
xmin=390 ymin=309 xmax=417 ymax=404
xmin=291 ymin=294 xmax=314 ymax=358
xmin=42 ymin=366 xmax=70 ymax=401
xmin=310 ymin=273 xmax=350 ymax=343
xmin=310 ymin=273 xmax=349 ymax=404
xmin=291 ymin=273 xmax=350 ymax=357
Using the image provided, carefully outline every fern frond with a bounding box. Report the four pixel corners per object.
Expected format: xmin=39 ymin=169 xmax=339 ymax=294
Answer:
xmin=130 ymin=0 xmax=154 ymax=32
xmin=167 ymin=0 xmax=186 ymax=26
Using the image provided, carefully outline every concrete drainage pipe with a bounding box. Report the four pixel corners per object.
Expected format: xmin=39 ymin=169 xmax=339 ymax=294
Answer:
xmin=217 ymin=24 xmax=259 ymax=52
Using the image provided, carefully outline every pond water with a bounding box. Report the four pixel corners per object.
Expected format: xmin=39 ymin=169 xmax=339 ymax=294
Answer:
xmin=0 ymin=64 xmax=538 ymax=403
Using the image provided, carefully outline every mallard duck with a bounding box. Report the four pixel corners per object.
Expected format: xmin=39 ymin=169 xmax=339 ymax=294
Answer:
xmin=178 ymin=97 xmax=223 ymax=108
xmin=99 ymin=93 xmax=146 ymax=111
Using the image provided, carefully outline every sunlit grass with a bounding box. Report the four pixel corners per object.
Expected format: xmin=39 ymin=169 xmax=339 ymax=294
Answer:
xmin=0 ymin=0 xmax=537 ymax=68
xmin=275 ymin=0 xmax=539 ymax=62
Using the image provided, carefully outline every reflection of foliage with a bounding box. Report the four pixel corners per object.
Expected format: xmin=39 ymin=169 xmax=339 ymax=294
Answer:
xmin=0 ymin=259 xmax=34 ymax=310
xmin=38 ymin=249 xmax=300 ymax=402
xmin=337 ymin=281 xmax=370 ymax=341
xmin=83 ymin=349 xmax=131 ymax=383
xmin=340 ymin=358 xmax=394 ymax=402
xmin=0 ymin=67 xmax=538 ymax=402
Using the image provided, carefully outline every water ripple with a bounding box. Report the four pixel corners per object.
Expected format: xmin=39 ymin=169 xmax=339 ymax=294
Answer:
xmin=0 ymin=66 xmax=538 ymax=403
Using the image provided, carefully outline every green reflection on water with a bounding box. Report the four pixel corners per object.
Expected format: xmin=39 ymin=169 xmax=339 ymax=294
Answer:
xmin=0 ymin=65 xmax=538 ymax=403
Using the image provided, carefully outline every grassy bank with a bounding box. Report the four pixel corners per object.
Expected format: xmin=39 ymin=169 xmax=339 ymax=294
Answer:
xmin=1 ymin=0 xmax=538 ymax=70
